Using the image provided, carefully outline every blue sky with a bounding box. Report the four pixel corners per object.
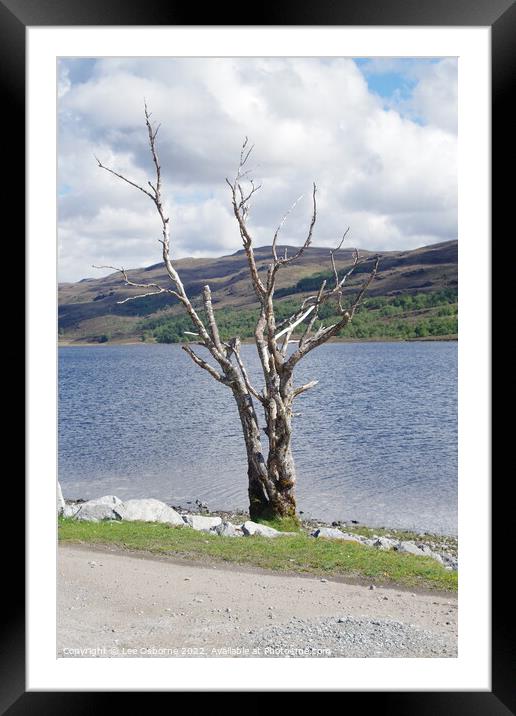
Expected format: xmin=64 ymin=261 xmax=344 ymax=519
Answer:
xmin=355 ymin=59 xmax=418 ymax=103
xmin=58 ymin=57 xmax=457 ymax=282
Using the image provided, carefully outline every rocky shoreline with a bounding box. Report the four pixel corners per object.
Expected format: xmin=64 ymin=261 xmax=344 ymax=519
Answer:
xmin=58 ymin=485 xmax=458 ymax=572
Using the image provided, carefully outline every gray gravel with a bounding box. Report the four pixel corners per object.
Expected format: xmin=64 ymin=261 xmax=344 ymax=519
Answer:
xmin=248 ymin=615 xmax=457 ymax=658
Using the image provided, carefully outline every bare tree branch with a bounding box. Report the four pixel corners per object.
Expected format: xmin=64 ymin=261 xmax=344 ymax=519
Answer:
xmin=284 ymin=255 xmax=380 ymax=373
xmin=225 ymin=138 xmax=267 ymax=302
xmin=181 ymin=345 xmax=228 ymax=384
xmin=292 ymin=380 xmax=319 ymax=399
xmin=95 ymin=157 xmax=155 ymax=202
xmin=272 ymin=194 xmax=304 ymax=262
xmin=348 ymin=254 xmax=381 ymax=317
xmin=202 ymin=285 xmax=224 ymax=353
xmin=91 ymin=264 xmax=180 ymax=303
xmin=267 ymin=184 xmax=317 ymax=298
xmin=277 ymin=184 xmax=317 ymax=267
xmin=94 ymin=103 xmax=236 ymax=371
xmin=274 ymin=305 xmax=315 ymax=342
xmin=224 ymin=339 xmax=264 ymax=404
xmin=299 ymin=279 xmax=327 ymax=348
xmin=330 ymin=227 xmax=351 ymax=291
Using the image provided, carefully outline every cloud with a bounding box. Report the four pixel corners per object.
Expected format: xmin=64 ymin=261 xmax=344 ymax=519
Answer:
xmin=358 ymin=57 xmax=458 ymax=133
xmin=58 ymin=57 xmax=457 ymax=282
xmin=409 ymin=59 xmax=458 ymax=133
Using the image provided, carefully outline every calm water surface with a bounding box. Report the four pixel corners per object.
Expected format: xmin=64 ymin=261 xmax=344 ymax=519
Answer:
xmin=58 ymin=342 xmax=457 ymax=534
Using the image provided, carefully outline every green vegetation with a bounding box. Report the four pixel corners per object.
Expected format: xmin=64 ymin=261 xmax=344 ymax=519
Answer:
xmin=134 ymin=288 xmax=458 ymax=344
xmin=58 ymin=517 xmax=457 ymax=592
xmin=256 ymin=515 xmax=302 ymax=532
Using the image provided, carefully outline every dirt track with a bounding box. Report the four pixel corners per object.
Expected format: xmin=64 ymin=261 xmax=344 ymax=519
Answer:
xmin=58 ymin=544 xmax=457 ymax=658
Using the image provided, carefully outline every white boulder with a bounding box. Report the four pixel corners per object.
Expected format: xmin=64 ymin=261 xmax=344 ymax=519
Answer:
xmin=311 ymin=527 xmax=361 ymax=542
xmin=242 ymin=521 xmax=281 ymax=538
xmin=83 ymin=495 xmax=123 ymax=508
xmin=373 ymin=537 xmax=397 ymax=550
xmin=74 ymin=500 xmax=123 ymax=522
xmin=117 ymin=498 xmax=184 ymax=526
xmin=183 ymin=515 xmax=222 ymax=531
xmin=57 ymin=482 xmax=65 ymax=516
xmin=63 ymin=503 xmax=81 ymax=518
xmin=395 ymin=541 xmax=426 ymax=556
xmin=211 ymin=521 xmax=242 ymax=537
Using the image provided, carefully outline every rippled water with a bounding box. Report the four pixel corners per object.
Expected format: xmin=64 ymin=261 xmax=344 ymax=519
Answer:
xmin=58 ymin=342 xmax=457 ymax=534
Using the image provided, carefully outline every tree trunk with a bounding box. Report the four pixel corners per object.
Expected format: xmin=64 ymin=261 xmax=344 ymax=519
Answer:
xmin=266 ymin=411 xmax=297 ymax=519
xmin=247 ymin=458 xmax=270 ymax=521
xmin=232 ymin=385 xmax=298 ymax=522
xmin=231 ymin=386 xmax=270 ymax=520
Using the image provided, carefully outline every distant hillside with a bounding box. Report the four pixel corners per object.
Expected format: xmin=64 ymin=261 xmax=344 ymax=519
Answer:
xmin=58 ymin=240 xmax=457 ymax=343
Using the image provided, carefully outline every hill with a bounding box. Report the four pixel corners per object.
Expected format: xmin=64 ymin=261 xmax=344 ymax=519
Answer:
xmin=58 ymin=240 xmax=457 ymax=343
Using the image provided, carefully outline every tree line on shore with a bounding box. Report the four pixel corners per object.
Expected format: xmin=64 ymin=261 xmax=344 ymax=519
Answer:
xmin=135 ymin=287 xmax=458 ymax=344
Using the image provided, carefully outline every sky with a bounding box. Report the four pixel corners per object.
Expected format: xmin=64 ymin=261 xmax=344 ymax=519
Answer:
xmin=58 ymin=57 xmax=457 ymax=283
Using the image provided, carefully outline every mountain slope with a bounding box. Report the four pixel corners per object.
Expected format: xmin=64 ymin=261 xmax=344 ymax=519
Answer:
xmin=58 ymin=240 xmax=457 ymax=343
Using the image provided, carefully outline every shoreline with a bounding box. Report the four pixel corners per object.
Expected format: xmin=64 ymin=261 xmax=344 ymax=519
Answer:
xmin=63 ymin=498 xmax=458 ymax=545
xmin=58 ymin=335 xmax=458 ymax=347
xmin=59 ymin=492 xmax=457 ymax=594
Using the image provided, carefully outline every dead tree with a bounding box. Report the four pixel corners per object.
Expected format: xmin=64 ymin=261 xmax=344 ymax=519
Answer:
xmin=95 ymin=106 xmax=379 ymax=522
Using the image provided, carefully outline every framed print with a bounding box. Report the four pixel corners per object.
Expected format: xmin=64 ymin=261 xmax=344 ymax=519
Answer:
xmin=6 ymin=0 xmax=509 ymax=709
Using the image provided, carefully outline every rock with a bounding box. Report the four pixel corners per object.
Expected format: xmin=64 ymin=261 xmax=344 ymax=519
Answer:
xmin=242 ymin=521 xmax=280 ymax=538
xmin=116 ymin=498 xmax=184 ymax=526
xmin=63 ymin=503 xmax=81 ymax=518
xmin=429 ymin=552 xmax=444 ymax=565
xmin=84 ymin=495 xmax=123 ymax=508
xmin=183 ymin=514 xmax=222 ymax=531
xmin=57 ymin=482 xmax=65 ymax=515
xmin=416 ymin=544 xmax=434 ymax=555
xmin=211 ymin=521 xmax=241 ymax=537
xmin=373 ymin=537 xmax=397 ymax=550
xmin=342 ymin=532 xmax=364 ymax=543
xmin=440 ymin=554 xmax=458 ymax=571
xmin=74 ymin=501 xmax=123 ymax=522
xmin=395 ymin=541 xmax=426 ymax=556
xmin=311 ymin=527 xmax=360 ymax=542
xmin=360 ymin=538 xmax=377 ymax=547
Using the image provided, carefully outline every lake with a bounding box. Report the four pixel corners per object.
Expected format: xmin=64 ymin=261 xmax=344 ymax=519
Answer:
xmin=58 ymin=341 xmax=457 ymax=535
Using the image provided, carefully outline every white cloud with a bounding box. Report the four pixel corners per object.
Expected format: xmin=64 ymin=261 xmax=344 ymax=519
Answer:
xmin=361 ymin=58 xmax=458 ymax=133
xmin=57 ymin=65 xmax=71 ymax=99
xmin=58 ymin=57 xmax=457 ymax=282
xmin=410 ymin=59 xmax=458 ymax=133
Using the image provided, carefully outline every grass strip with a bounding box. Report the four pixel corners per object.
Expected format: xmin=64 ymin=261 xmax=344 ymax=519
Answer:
xmin=58 ymin=518 xmax=457 ymax=592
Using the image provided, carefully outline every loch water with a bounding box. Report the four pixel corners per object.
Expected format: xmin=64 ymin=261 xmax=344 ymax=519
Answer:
xmin=58 ymin=341 xmax=457 ymax=535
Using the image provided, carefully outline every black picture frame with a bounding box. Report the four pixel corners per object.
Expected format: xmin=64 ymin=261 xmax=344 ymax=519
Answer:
xmin=8 ymin=0 xmax=508 ymax=710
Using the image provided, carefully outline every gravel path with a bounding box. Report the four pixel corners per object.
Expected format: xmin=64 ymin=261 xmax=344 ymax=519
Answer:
xmin=58 ymin=544 xmax=457 ymax=658
xmin=250 ymin=615 xmax=456 ymax=658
